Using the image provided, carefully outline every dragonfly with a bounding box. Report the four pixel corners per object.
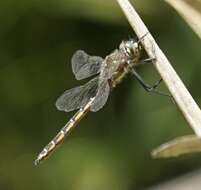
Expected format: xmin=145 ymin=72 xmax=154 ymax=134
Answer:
xmin=35 ymin=34 xmax=170 ymax=165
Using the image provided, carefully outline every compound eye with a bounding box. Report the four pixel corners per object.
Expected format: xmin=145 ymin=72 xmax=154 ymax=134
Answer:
xmin=133 ymin=42 xmax=138 ymax=49
xmin=132 ymin=42 xmax=140 ymax=55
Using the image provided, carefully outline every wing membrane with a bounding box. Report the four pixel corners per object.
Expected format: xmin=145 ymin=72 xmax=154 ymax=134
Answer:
xmin=71 ymin=50 xmax=103 ymax=80
xmin=90 ymin=81 xmax=110 ymax=112
xmin=56 ymin=77 xmax=99 ymax=112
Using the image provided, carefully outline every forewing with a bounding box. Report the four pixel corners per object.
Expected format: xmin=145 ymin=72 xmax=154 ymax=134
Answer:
xmin=71 ymin=50 xmax=88 ymax=75
xmin=90 ymin=81 xmax=110 ymax=112
xmin=56 ymin=77 xmax=99 ymax=112
xmin=71 ymin=50 xmax=103 ymax=80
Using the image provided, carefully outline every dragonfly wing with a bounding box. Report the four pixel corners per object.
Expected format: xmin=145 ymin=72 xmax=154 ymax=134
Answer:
xmin=71 ymin=50 xmax=103 ymax=80
xmin=56 ymin=77 xmax=99 ymax=112
xmin=71 ymin=50 xmax=88 ymax=75
xmin=90 ymin=81 xmax=110 ymax=112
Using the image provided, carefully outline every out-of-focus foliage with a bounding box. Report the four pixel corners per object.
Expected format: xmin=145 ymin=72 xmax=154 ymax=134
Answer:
xmin=164 ymin=0 xmax=201 ymax=39
xmin=0 ymin=0 xmax=201 ymax=190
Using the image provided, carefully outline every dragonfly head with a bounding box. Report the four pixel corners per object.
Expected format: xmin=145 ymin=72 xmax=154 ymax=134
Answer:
xmin=119 ymin=39 xmax=142 ymax=59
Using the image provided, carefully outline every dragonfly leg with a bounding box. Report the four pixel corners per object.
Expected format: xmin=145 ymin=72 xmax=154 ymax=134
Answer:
xmin=130 ymin=68 xmax=174 ymax=102
xmin=137 ymin=32 xmax=157 ymax=65
xmin=139 ymin=57 xmax=156 ymax=65
xmin=137 ymin=32 xmax=149 ymax=44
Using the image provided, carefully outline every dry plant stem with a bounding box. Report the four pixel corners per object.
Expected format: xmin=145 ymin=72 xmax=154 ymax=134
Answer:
xmin=117 ymin=0 xmax=201 ymax=136
xmin=152 ymin=135 xmax=201 ymax=158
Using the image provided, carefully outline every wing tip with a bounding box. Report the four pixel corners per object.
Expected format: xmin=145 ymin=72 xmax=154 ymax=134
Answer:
xmin=55 ymin=101 xmax=63 ymax=111
xmin=55 ymin=101 xmax=75 ymax=113
xmin=71 ymin=50 xmax=87 ymax=71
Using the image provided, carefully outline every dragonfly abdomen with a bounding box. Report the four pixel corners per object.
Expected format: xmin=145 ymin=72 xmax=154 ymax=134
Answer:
xmin=35 ymin=98 xmax=95 ymax=165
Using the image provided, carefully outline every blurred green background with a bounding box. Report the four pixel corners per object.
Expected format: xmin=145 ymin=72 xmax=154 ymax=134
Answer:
xmin=0 ymin=0 xmax=201 ymax=189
